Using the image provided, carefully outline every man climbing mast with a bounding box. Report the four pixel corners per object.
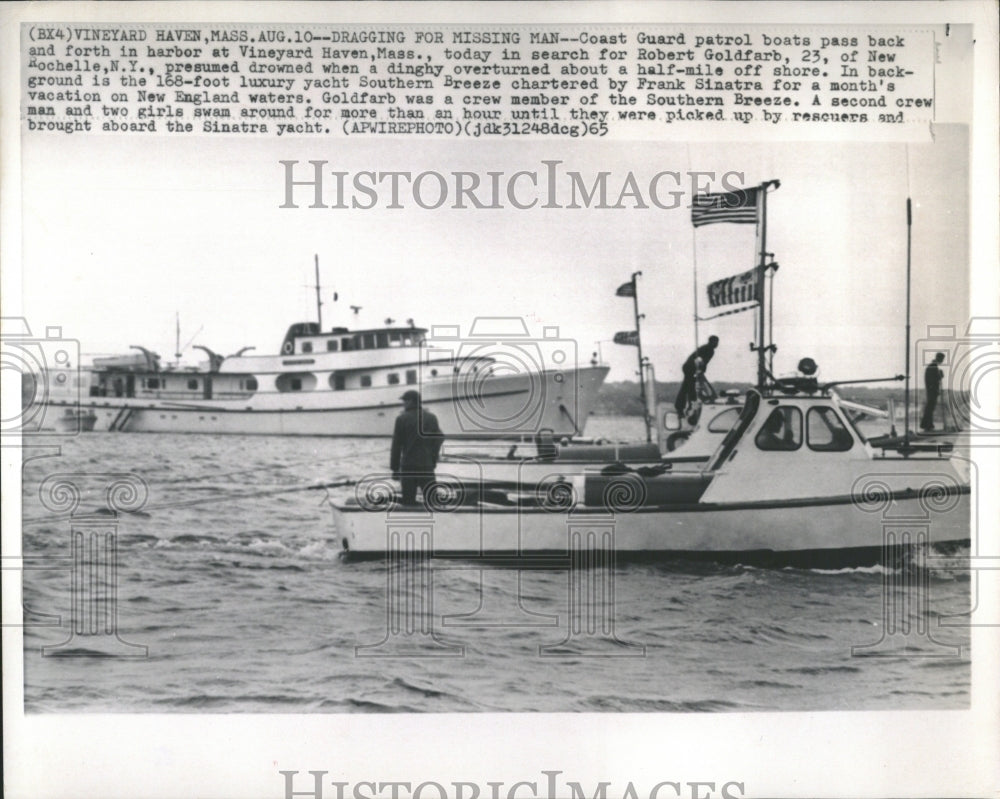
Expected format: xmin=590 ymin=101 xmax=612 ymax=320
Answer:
xmin=674 ymin=335 xmax=719 ymax=421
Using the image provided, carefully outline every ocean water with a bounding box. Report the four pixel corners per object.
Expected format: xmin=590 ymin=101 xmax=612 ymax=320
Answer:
xmin=18 ymin=417 xmax=971 ymax=712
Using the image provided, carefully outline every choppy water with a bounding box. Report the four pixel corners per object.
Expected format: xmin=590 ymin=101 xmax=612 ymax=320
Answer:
xmin=18 ymin=417 xmax=970 ymax=712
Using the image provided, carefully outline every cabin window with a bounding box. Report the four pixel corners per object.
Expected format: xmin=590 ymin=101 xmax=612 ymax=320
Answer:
xmin=377 ymin=333 xmax=389 ymax=348
xmin=146 ymin=378 xmax=161 ymax=390
xmin=755 ymin=407 xmax=802 ymax=451
xmin=363 ymin=334 xmax=376 ymax=350
xmin=187 ymin=379 xmax=198 ymax=390
xmin=706 ymin=407 xmax=741 ymax=433
xmin=302 ymin=342 xmax=313 ymax=354
xmin=406 ymin=369 xmax=418 ymax=385
xmin=276 ymin=373 xmax=316 ymax=392
xmin=807 ymin=407 xmax=854 ymax=451
xmin=389 ymin=332 xmax=402 ymax=346
xmin=341 ymin=338 xmax=353 ymax=351
xmin=331 ymin=374 xmax=345 ymax=391
xmin=387 ymin=373 xmax=400 ymax=385
xmin=360 ymin=374 xmax=372 ymax=388
xmin=326 ymin=340 xmax=338 ymax=352
xmin=245 ymin=378 xmax=258 ymax=391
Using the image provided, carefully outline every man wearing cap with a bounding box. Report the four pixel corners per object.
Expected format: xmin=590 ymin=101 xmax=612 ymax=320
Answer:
xmin=390 ymin=390 xmax=445 ymax=505
xmin=674 ymin=335 xmax=719 ymax=420
xmin=920 ymin=352 xmax=946 ymax=432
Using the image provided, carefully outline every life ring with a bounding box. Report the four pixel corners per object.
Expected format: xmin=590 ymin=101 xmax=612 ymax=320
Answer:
xmin=282 ymin=341 xmax=293 ymax=354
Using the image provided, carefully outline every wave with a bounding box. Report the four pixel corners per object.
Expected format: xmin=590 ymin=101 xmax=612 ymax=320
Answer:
xmin=783 ymin=665 xmax=862 ymax=675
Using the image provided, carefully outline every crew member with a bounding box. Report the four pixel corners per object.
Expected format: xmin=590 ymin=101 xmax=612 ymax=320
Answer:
xmin=674 ymin=335 xmax=719 ymax=418
xmin=920 ymin=352 xmax=946 ymax=432
xmin=390 ymin=390 xmax=445 ymax=505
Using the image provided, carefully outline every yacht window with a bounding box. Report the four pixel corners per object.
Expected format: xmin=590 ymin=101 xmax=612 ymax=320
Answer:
xmin=755 ymin=407 xmax=802 ymax=451
xmin=331 ymin=374 xmax=345 ymax=391
xmin=807 ymin=407 xmax=854 ymax=451
xmin=341 ymin=338 xmax=353 ymax=351
xmin=706 ymin=407 xmax=741 ymax=433
xmin=149 ymin=378 xmax=161 ymax=390
xmin=326 ymin=340 xmax=338 ymax=352
xmin=276 ymin=373 xmax=316 ymax=392
xmin=302 ymin=342 xmax=313 ymax=354
xmin=363 ymin=334 xmax=376 ymax=350
xmin=187 ymin=379 xmax=198 ymax=390
xmin=377 ymin=333 xmax=389 ymax=349
xmin=389 ymin=332 xmax=402 ymax=347
xmin=360 ymin=374 xmax=372 ymax=388
xmin=406 ymin=369 xmax=418 ymax=385
xmin=387 ymin=373 xmax=400 ymax=385
xmin=246 ymin=378 xmax=258 ymax=391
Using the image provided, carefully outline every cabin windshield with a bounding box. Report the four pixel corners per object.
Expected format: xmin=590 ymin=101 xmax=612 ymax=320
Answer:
xmin=840 ymin=407 xmax=870 ymax=444
xmin=755 ymin=407 xmax=803 ymax=451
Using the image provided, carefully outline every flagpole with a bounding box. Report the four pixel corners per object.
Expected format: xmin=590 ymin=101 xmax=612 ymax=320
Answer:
xmin=904 ymin=198 xmax=912 ymax=443
xmin=692 ymin=227 xmax=700 ymax=349
xmin=314 ymin=254 xmax=323 ymax=330
xmin=631 ymin=271 xmax=651 ymax=442
xmin=755 ymin=180 xmax=780 ymax=390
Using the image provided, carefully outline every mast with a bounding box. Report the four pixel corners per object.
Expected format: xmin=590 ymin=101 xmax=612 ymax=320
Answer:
xmin=174 ymin=312 xmax=181 ymax=362
xmin=314 ymin=254 xmax=323 ymax=330
xmin=754 ymin=180 xmax=780 ymax=389
xmin=903 ymin=198 xmax=912 ymax=442
xmin=630 ymin=271 xmax=652 ymax=442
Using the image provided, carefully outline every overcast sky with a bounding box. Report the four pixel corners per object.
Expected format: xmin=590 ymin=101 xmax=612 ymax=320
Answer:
xmin=19 ymin=125 xmax=968 ymax=385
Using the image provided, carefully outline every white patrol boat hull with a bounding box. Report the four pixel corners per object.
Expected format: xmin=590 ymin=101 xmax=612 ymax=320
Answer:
xmin=331 ymin=390 xmax=972 ymax=566
xmin=332 ymin=473 xmax=970 ymax=565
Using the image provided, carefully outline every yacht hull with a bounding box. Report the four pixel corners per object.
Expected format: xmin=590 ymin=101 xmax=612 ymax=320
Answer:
xmin=43 ymin=365 xmax=609 ymax=438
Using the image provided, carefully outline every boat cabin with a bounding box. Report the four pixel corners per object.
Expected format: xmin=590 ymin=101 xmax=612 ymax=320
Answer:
xmin=280 ymin=323 xmax=426 ymax=356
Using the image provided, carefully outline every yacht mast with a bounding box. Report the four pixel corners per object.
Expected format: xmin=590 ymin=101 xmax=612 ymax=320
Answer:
xmin=314 ymin=254 xmax=323 ymax=330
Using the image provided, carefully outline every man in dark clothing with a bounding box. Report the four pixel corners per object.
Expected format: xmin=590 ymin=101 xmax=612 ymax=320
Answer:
xmin=390 ymin=390 xmax=445 ymax=505
xmin=920 ymin=352 xmax=946 ymax=431
xmin=674 ymin=335 xmax=719 ymax=418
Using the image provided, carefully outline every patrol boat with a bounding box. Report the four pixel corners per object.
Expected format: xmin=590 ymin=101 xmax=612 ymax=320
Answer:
xmin=331 ymin=378 xmax=970 ymax=565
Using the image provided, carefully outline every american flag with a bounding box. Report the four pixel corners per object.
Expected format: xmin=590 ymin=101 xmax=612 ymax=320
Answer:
xmin=691 ymin=187 xmax=759 ymax=227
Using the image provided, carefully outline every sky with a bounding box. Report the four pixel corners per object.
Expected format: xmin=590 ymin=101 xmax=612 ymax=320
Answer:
xmin=17 ymin=126 xmax=969 ymax=386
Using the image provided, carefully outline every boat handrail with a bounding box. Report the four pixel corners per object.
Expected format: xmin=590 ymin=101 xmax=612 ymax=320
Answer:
xmin=705 ymin=390 xmax=761 ymax=471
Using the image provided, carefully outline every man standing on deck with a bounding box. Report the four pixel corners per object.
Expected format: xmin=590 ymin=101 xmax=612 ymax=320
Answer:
xmin=391 ymin=390 xmax=445 ymax=505
xmin=920 ymin=352 xmax=946 ymax=431
xmin=674 ymin=335 xmax=719 ymax=419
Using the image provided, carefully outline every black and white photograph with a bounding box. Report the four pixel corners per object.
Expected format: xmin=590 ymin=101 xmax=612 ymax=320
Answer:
xmin=3 ymin=2 xmax=998 ymax=798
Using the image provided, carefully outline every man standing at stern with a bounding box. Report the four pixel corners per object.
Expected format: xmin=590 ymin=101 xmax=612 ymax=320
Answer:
xmin=920 ymin=351 xmax=946 ymax=432
xmin=390 ymin=390 xmax=445 ymax=505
